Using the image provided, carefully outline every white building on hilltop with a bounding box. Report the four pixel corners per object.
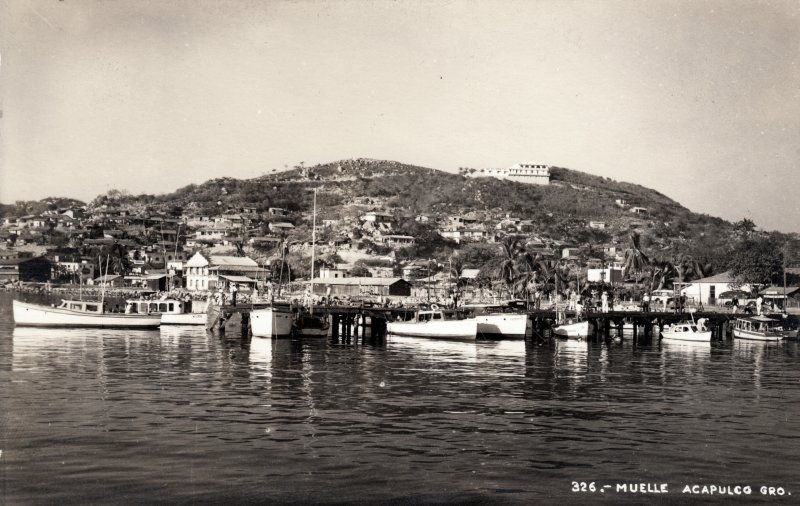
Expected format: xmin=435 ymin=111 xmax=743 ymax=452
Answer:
xmin=475 ymin=163 xmax=551 ymax=185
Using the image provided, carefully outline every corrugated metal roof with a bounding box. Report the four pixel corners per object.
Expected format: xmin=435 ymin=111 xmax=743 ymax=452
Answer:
xmin=209 ymin=256 xmax=259 ymax=267
xmin=311 ymin=277 xmax=406 ymax=286
xmin=219 ymin=275 xmax=256 ymax=283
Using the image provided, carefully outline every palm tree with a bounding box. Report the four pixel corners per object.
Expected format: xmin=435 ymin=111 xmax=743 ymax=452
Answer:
xmin=488 ymin=238 xmax=526 ymax=298
xmin=104 ymin=242 xmax=131 ymax=275
xmin=622 ymin=232 xmax=650 ymax=282
xmin=671 ymin=252 xmax=709 ymax=284
xmin=646 ymin=258 xmax=677 ymax=292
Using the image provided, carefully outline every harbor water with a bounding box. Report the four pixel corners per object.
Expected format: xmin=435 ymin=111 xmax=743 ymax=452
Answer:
xmin=1 ymin=292 xmax=800 ymax=504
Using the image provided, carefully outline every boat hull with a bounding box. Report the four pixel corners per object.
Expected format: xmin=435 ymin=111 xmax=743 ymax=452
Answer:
xmin=387 ymin=318 xmax=478 ymax=339
xmin=476 ymin=313 xmax=530 ymax=339
xmin=661 ymin=330 xmax=712 ymax=342
xmin=13 ymin=300 xmax=161 ymax=329
xmin=250 ymin=307 xmax=295 ymax=338
xmin=294 ymin=314 xmax=330 ymax=338
xmin=161 ymin=313 xmax=206 ymax=325
xmin=732 ymin=328 xmax=784 ymax=342
xmin=554 ymin=320 xmax=591 ymax=339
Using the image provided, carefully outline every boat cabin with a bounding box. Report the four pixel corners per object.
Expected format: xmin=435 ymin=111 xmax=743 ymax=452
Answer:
xmin=735 ymin=317 xmax=785 ymax=335
xmin=125 ymin=300 xmax=186 ymax=315
xmin=668 ymin=323 xmax=700 ymax=334
xmin=413 ymin=308 xmax=471 ymax=322
xmin=59 ymin=300 xmax=107 ymax=314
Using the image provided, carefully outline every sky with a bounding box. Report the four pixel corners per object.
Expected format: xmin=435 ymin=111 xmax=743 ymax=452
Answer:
xmin=1 ymin=0 xmax=798 ymax=233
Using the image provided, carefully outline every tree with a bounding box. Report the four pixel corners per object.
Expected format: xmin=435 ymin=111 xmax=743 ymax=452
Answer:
xmin=671 ymin=252 xmax=709 ymax=284
xmin=733 ymin=218 xmax=756 ymax=237
xmin=727 ymin=237 xmax=784 ymax=291
xmin=622 ymin=232 xmax=650 ymax=282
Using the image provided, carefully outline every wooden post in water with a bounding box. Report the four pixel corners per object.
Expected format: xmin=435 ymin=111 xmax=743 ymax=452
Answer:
xmin=332 ymin=313 xmax=340 ymax=342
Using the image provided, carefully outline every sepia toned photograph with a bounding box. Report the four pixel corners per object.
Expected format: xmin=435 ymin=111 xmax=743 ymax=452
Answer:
xmin=1 ymin=1 xmax=799 ymax=504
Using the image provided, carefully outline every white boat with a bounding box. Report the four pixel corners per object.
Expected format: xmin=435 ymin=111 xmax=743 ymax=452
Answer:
xmin=125 ymin=299 xmax=207 ymax=325
xmin=387 ymin=308 xmax=478 ymax=340
xmin=553 ymin=319 xmax=592 ymax=340
xmin=250 ymin=306 xmax=295 ymax=338
xmin=13 ymin=299 xmax=161 ymax=329
xmin=733 ymin=316 xmax=795 ymax=341
xmin=660 ymin=319 xmax=712 ymax=342
xmin=464 ymin=304 xmax=531 ymax=339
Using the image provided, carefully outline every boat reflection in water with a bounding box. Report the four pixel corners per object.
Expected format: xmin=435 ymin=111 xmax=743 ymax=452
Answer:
xmin=248 ymin=334 xmax=274 ymax=370
xmin=11 ymin=326 xmax=162 ymax=373
xmin=387 ymin=334 xmax=478 ymax=363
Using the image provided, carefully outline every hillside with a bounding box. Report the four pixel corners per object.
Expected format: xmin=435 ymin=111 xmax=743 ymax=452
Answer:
xmin=160 ymin=159 xmax=735 ymax=258
xmin=1 ymin=158 xmax=762 ymax=272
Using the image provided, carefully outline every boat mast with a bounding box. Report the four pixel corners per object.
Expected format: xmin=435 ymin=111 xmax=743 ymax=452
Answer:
xmin=99 ymin=254 xmax=110 ymax=310
xmin=310 ymin=188 xmax=317 ymax=315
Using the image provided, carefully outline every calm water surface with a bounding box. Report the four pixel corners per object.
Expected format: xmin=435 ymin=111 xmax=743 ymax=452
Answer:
xmin=1 ymin=292 xmax=800 ymax=505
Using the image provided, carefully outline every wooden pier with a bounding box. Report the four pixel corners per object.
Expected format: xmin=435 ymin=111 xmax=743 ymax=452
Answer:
xmin=206 ymin=302 xmax=744 ymax=342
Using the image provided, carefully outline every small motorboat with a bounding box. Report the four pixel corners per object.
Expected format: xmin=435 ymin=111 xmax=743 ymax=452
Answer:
xmin=293 ymin=312 xmax=330 ymax=338
xmin=660 ymin=318 xmax=712 ymax=342
xmin=553 ymin=319 xmax=592 ymax=340
xmin=733 ymin=316 xmax=796 ymax=341
xmin=387 ymin=305 xmax=478 ymax=340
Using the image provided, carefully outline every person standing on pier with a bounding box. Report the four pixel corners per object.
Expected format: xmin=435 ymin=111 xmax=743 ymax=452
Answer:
xmin=601 ymin=291 xmax=609 ymax=313
xmin=756 ymin=294 xmax=763 ymax=315
xmin=732 ymin=295 xmax=739 ymax=314
xmin=642 ymin=292 xmax=650 ymax=313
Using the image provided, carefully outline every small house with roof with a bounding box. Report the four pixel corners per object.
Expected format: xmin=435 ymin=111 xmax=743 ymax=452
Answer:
xmin=679 ymin=271 xmax=752 ymax=306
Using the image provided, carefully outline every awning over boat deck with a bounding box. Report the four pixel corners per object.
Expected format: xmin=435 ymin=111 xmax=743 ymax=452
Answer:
xmin=218 ymin=275 xmax=256 ymax=283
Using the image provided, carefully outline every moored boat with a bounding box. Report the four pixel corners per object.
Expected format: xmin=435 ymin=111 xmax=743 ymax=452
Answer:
xmin=553 ymin=319 xmax=592 ymax=340
xmin=660 ymin=319 xmax=712 ymax=342
xmin=733 ymin=316 xmax=795 ymax=341
xmin=463 ymin=304 xmax=531 ymax=339
xmin=387 ymin=307 xmax=478 ymax=340
xmin=250 ymin=306 xmax=295 ymax=338
xmin=293 ymin=312 xmax=330 ymax=337
xmin=13 ymin=299 xmax=161 ymax=329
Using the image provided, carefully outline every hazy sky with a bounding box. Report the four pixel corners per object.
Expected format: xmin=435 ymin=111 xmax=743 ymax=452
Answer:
xmin=1 ymin=0 xmax=798 ymax=232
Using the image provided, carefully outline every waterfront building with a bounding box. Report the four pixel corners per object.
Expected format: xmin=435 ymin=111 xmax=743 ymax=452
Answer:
xmin=310 ymin=277 xmax=412 ymax=297
xmin=184 ymin=252 xmax=260 ymax=292
xmin=679 ymin=271 xmax=752 ymax=306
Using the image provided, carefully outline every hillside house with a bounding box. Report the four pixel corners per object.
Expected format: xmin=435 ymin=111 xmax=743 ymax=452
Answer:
xmin=449 ymin=215 xmax=480 ymax=228
xmin=268 ymin=208 xmax=289 ymax=217
xmin=379 ymin=235 xmax=416 ymax=247
xmin=615 ymin=199 xmax=629 ymax=207
xmin=269 ymin=222 xmax=295 ymax=234
xmin=360 ymin=211 xmax=393 ymax=224
xmin=439 ymin=228 xmax=488 ymax=244
xmin=589 ymin=221 xmax=607 ymax=229
xmin=630 ymin=207 xmax=649 ymax=215
xmin=319 ymin=267 xmax=348 ymax=279
xmin=476 ymin=163 xmax=551 ymax=185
